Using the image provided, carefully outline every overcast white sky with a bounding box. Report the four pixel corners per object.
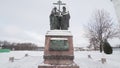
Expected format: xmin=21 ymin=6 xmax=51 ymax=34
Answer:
xmin=0 ymin=0 xmax=119 ymax=47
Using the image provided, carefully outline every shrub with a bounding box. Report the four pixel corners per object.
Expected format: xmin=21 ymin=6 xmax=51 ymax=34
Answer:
xmin=103 ymin=41 xmax=113 ymax=54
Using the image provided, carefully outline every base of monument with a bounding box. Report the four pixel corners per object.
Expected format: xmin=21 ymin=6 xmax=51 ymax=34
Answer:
xmin=38 ymin=63 xmax=79 ymax=68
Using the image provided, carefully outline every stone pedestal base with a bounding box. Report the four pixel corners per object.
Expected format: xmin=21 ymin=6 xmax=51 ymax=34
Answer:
xmin=38 ymin=63 xmax=79 ymax=68
xmin=38 ymin=30 xmax=79 ymax=68
xmin=44 ymin=30 xmax=74 ymax=65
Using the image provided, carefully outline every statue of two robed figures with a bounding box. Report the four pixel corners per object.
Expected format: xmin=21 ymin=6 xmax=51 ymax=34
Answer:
xmin=50 ymin=6 xmax=70 ymax=30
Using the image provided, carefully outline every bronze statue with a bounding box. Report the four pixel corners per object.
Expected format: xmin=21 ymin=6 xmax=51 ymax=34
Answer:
xmin=50 ymin=6 xmax=70 ymax=30
xmin=61 ymin=6 xmax=70 ymax=30
xmin=49 ymin=0 xmax=70 ymax=30
xmin=50 ymin=7 xmax=60 ymax=30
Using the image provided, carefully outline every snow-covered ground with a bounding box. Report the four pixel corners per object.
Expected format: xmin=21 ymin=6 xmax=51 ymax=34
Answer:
xmin=0 ymin=50 xmax=120 ymax=68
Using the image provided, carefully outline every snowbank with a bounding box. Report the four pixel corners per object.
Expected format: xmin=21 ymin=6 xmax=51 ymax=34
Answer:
xmin=0 ymin=50 xmax=120 ymax=68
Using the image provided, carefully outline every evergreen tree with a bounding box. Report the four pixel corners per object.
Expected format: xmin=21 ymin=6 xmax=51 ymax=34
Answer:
xmin=103 ymin=40 xmax=113 ymax=54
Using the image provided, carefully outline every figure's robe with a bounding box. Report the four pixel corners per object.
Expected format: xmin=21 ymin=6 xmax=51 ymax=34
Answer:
xmin=61 ymin=12 xmax=70 ymax=30
xmin=50 ymin=11 xmax=59 ymax=30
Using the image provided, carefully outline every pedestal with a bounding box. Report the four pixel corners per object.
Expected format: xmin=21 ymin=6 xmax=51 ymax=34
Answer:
xmin=38 ymin=30 xmax=79 ymax=68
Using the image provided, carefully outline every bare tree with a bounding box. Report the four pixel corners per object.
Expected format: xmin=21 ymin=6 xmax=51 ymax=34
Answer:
xmin=86 ymin=9 xmax=119 ymax=52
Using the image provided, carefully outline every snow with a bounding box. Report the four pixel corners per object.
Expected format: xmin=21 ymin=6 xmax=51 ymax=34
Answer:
xmin=0 ymin=50 xmax=120 ymax=68
xmin=50 ymin=38 xmax=68 ymax=40
xmin=46 ymin=30 xmax=72 ymax=36
xmin=74 ymin=50 xmax=120 ymax=68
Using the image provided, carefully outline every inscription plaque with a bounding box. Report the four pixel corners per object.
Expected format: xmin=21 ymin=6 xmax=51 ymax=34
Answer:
xmin=49 ymin=38 xmax=69 ymax=51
